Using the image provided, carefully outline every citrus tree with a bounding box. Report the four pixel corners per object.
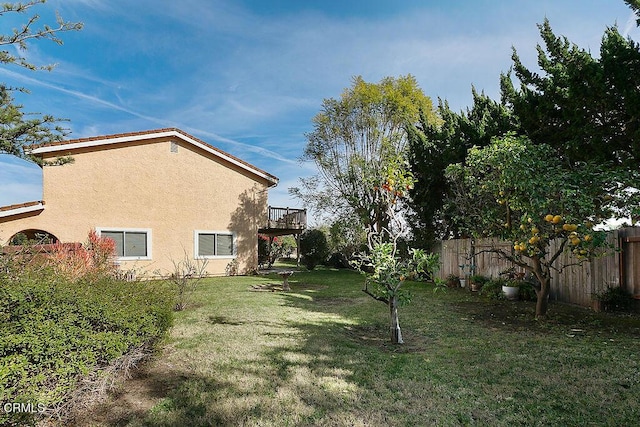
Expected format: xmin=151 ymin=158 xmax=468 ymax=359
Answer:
xmin=445 ymin=134 xmax=627 ymax=318
xmin=352 ymin=162 xmax=442 ymax=344
xmin=355 ymin=238 xmax=440 ymax=344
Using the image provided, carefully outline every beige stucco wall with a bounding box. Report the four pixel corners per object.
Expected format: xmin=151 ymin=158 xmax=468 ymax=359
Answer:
xmin=0 ymin=136 xmax=271 ymax=276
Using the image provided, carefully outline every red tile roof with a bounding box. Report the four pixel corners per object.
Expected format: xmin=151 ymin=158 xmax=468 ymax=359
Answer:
xmin=0 ymin=200 xmax=45 ymax=212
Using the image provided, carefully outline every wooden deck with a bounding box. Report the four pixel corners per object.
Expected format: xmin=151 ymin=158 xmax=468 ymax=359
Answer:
xmin=258 ymin=206 xmax=307 ymax=236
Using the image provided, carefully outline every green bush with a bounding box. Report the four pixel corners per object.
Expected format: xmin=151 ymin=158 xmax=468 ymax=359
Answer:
xmin=593 ymin=286 xmax=632 ymax=311
xmin=518 ymin=281 xmax=538 ymax=302
xmin=479 ymin=278 xmax=506 ymax=300
xmin=299 ymin=229 xmax=329 ymax=270
xmin=0 ymin=268 xmax=174 ymax=426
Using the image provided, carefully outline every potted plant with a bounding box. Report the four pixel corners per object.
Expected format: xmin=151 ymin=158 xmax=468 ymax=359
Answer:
xmin=446 ymin=274 xmax=460 ymax=288
xmin=502 ymin=279 xmax=520 ymax=301
xmin=458 ymin=261 xmax=477 ymax=289
xmin=469 ymin=275 xmax=487 ymax=292
xmin=591 ymin=292 xmax=605 ymax=312
xmin=498 ymin=267 xmax=526 ymax=300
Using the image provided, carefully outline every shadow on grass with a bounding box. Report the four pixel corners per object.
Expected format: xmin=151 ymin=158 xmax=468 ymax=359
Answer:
xmin=73 ymin=367 xmax=236 ymax=426
xmin=78 ymin=284 xmax=387 ymax=425
xmin=444 ymin=288 xmax=640 ymax=337
xmin=81 ymin=272 xmax=640 ymax=426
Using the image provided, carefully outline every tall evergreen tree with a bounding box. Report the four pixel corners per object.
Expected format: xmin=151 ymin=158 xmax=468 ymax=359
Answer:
xmin=407 ymin=88 xmax=518 ymax=245
xmin=500 ymin=17 xmax=640 ymax=223
xmin=500 ymin=18 xmax=640 ymax=169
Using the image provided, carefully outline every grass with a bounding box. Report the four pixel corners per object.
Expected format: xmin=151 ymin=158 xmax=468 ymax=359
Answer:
xmin=79 ymin=265 xmax=640 ymax=426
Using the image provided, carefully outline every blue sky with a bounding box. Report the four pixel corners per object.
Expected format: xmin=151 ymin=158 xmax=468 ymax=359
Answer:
xmin=1 ymin=0 xmax=638 ymax=224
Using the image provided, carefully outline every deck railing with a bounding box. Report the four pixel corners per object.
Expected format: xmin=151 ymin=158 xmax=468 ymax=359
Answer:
xmin=267 ymin=206 xmax=307 ymax=230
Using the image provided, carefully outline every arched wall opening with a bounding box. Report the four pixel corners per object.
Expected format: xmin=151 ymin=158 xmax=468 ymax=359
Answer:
xmin=8 ymin=229 xmax=59 ymax=245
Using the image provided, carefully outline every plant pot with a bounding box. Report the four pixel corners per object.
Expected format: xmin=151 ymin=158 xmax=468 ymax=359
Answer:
xmin=502 ymin=285 xmax=519 ymax=301
xmin=459 ymin=279 xmax=466 ymax=288
xmin=446 ymin=277 xmax=460 ymax=288
xmin=470 ymin=282 xmax=482 ymax=292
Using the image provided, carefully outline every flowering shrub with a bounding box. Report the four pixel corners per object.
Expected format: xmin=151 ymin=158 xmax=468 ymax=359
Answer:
xmin=0 ymin=230 xmax=173 ymax=426
xmin=258 ymin=234 xmax=284 ymax=268
xmin=48 ymin=229 xmax=117 ymax=281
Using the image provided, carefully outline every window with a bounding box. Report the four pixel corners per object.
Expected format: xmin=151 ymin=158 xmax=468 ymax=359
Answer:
xmin=195 ymin=231 xmax=235 ymax=258
xmin=97 ymin=228 xmax=152 ymax=260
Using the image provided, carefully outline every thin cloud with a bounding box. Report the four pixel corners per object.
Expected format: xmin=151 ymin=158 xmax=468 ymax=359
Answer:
xmin=2 ymin=0 xmax=637 ymax=216
xmin=623 ymin=11 xmax=640 ymax=38
xmin=0 ymin=68 xmax=297 ymax=165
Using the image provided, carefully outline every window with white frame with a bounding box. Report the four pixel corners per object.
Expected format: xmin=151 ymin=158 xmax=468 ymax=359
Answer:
xmin=195 ymin=231 xmax=235 ymax=258
xmin=97 ymin=228 xmax=152 ymax=260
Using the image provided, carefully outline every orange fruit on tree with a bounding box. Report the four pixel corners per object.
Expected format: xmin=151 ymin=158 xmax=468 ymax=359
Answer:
xmin=552 ymin=215 xmax=563 ymax=224
xmin=544 ymin=214 xmax=554 ymax=222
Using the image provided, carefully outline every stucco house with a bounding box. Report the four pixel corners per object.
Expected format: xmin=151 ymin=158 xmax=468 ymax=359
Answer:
xmin=0 ymin=128 xmax=282 ymax=276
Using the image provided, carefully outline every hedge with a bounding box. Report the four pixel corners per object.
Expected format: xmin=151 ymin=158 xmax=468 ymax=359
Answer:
xmin=0 ymin=268 xmax=174 ymax=426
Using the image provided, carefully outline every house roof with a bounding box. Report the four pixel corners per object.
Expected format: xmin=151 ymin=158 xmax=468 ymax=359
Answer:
xmin=30 ymin=128 xmax=279 ymax=187
xmin=0 ymin=200 xmax=45 ymax=218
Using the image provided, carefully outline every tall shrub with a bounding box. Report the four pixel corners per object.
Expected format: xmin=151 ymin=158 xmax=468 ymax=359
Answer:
xmin=47 ymin=229 xmax=117 ymax=281
xmin=258 ymin=234 xmax=284 ymax=268
xmin=299 ymin=229 xmax=329 ymax=270
xmin=0 ymin=239 xmax=173 ymax=426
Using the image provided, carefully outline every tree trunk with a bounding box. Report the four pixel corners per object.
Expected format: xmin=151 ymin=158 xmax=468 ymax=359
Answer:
xmin=531 ymin=256 xmax=551 ymax=319
xmin=389 ymin=295 xmax=403 ymax=344
xmin=535 ymin=276 xmax=551 ymax=319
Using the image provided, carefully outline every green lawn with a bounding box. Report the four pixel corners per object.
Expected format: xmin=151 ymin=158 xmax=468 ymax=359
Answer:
xmin=84 ymin=267 xmax=640 ymax=426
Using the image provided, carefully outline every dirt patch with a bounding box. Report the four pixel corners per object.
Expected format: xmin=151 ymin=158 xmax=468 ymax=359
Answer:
xmin=449 ymin=298 xmax=640 ymax=337
xmin=207 ymin=315 xmax=245 ymax=325
xmin=250 ymin=283 xmax=285 ymax=292
xmin=249 ymin=283 xmax=328 ymax=292
xmin=68 ymin=358 xmax=178 ymax=427
xmin=342 ymin=324 xmax=429 ymax=353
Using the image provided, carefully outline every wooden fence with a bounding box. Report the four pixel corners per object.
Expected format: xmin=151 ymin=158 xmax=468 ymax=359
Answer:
xmin=432 ymin=227 xmax=640 ymax=307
